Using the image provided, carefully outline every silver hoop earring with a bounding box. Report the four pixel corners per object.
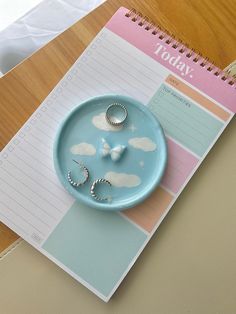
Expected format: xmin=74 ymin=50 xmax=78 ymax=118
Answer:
xmin=67 ymin=160 xmax=89 ymax=187
xmin=90 ymin=178 xmax=112 ymax=201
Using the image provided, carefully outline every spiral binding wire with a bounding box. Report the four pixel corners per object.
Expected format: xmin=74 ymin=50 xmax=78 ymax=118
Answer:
xmin=125 ymin=9 xmax=236 ymax=87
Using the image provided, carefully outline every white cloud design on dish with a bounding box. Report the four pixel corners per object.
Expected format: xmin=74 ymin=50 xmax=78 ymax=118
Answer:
xmin=92 ymin=112 xmax=122 ymax=132
xmin=70 ymin=143 xmax=96 ymax=156
xmin=104 ymin=172 xmax=141 ymax=188
xmin=128 ymin=137 xmax=157 ymax=152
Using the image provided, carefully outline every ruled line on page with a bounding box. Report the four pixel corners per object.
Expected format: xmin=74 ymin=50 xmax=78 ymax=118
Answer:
xmin=11 ymin=152 xmax=67 ymax=200
xmin=158 ymin=100 xmax=219 ymax=135
xmin=99 ymin=43 xmax=160 ymax=90
xmin=158 ymin=103 xmax=209 ymax=136
xmin=95 ymin=49 xmax=154 ymax=94
xmin=29 ymin=133 xmax=52 ymax=150
xmin=55 ymin=93 xmax=81 ymax=111
xmin=0 ymin=198 xmax=46 ymax=237
xmin=1 ymin=164 xmax=62 ymax=218
xmin=76 ymin=65 xmax=115 ymax=92
xmin=98 ymin=43 xmax=159 ymax=91
xmin=45 ymin=111 xmax=63 ymax=124
xmin=74 ymin=75 xmax=104 ymax=96
xmin=64 ymin=80 xmax=95 ymax=100
xmin=35 ymin=126 xmax=54 ymax=141
xmin=103 ymin=34 xmax=165 ymax=80
xmin=89 ymin=55 xmax=150 ymax=99
xmin=58 ymin=90 xmax=84 ymax=109
xmin=17 ymin=145 xmax=53 ymax=173
xmin=23 ymin=138 xmax=52 ymax=161
xmin=36 ymin=119 xmax=56 ymax=133
xmin=79 ymin=59 xmax=128 ymax=95
xmin=156 ymin=112 xmax=206 ymax=149
xmin=77 ymin=59 xmax=144 ymax=100
xmin=5 ymin=159 xmax=65 ymax=212
xmin=49 ymin=106 xmax=65 ymax=119
xmin=0 ymin=189 xmax=50 ymax=231
xmin=0 ymin=174 xmax=56 ymax=223
xmin=0 ymin=211 xmax=28 ymax=236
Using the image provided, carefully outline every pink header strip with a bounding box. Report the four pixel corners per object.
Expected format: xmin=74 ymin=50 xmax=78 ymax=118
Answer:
xmin=106 ymin=7 xmax=236 ymax=113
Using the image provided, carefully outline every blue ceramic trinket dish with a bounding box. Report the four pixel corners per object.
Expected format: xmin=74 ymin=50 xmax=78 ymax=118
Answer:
xmin=53 ymin=95 xmax=167 ymax=211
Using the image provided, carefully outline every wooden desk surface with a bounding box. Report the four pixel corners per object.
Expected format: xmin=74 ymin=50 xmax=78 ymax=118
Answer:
xmin=0 ymin=1 xmax=235 ymax=312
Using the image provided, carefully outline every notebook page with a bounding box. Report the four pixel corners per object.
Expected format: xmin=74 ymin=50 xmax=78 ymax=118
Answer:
xmin=0 ymin=7 xmax=234 ymax=302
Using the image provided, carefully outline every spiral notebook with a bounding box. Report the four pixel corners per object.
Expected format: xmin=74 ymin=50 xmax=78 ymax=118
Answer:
xmin=0 ymin=7 xmax=235 ymax=302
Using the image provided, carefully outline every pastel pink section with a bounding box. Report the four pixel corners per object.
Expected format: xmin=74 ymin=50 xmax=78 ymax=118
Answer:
xmin=106 ymin=7 xmax=236 ymax=113
xmin=161 ymin=138 xmax=199 ymax=194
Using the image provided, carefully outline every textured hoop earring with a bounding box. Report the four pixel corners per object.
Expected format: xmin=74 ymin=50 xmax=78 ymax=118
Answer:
xmin=90 ymin=178 xmax=112 ymax=201
xmin=67 ymin=160 xmax=89 ymax=187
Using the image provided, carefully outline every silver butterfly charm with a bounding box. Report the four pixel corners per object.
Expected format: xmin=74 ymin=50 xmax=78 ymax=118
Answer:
xmin=100 ymin=138 xmax=126 ymax=162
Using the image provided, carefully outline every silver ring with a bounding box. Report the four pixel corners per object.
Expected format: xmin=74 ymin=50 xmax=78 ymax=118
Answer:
xmin=67 ymin=160 xmax=89 ymax=187
xmin=106 ymin=103 xmax=128 ymax=126
xmin=90 ymin=178 xmax=112 ymax=201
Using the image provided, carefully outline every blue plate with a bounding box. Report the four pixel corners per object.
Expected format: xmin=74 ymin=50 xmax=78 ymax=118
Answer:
xmin=53 ymin=95 xmax=167 ymax=211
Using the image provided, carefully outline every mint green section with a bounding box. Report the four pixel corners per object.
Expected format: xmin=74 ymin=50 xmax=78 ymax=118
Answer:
xmin=42 ymin=202 xmax=147 ymax=297
xmin=148 ymin=84 xmax=223 ymax=156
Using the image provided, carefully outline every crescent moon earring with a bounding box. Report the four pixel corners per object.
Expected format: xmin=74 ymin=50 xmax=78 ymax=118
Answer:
xmin=67 ymin=160 xmax=89 ymax=187
xmin=90 ymin=178 xmax=112 ymax=202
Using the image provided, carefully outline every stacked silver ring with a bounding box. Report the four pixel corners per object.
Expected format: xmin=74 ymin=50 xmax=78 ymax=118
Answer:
xmin=106 ymin=103 xmax=128 ymax=126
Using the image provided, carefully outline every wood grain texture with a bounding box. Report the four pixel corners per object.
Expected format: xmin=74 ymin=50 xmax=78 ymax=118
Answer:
xmin=0 ymin=223 xmax=19 ymax=253
xmin=0 ymin=0 xmax=235 ymax=251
